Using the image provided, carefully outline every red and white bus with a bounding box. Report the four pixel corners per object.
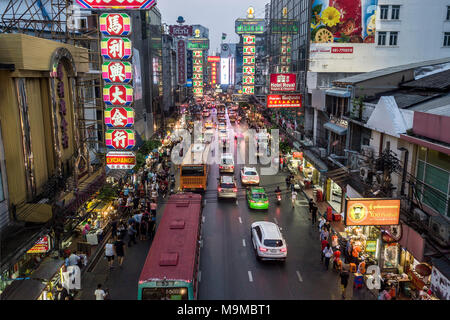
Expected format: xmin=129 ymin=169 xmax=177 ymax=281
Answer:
xmin=137 ymin=193 xmax=203 ymax=300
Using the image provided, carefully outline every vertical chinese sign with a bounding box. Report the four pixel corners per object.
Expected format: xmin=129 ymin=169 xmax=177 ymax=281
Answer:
xmin=177 ymin=39 xmax=186 ymax=85
xmin=207 ymin=56 xmax=220 ymax=87
xmin=76 ymin=1 xmax=157 ymax=170
xmin=242 ymin=35 xmax=256 ymax=95
xmin=192 ymin=50 xmax=204 ymax=97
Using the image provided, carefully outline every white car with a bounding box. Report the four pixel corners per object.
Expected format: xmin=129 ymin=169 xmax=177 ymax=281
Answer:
xmin=251 ymin=221 xmax=287 ymax=262
xmin=240 ymin=167 xmax=260 ymax=185
xmin=220 ymin=153 xmax=235 ymax=173
xmin=217 ymin=175 xmax=238 ymax=199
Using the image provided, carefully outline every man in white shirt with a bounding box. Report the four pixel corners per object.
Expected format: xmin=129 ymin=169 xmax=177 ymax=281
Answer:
xmin=68 ymin=252 xmax=80 ymax=266
xmin=291 ymin=190 xmax=297 ymax=208
xmin=95 ymin=284 xmax=106 ymax=300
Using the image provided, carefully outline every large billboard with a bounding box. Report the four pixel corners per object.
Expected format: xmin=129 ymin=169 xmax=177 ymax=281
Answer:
xmin=235 ymin=19 xmax=265 ymax=34
xmin=270 ymin=73 xmax=297 ymax=92
xmin=311 ymin=0 xmax=377 ymax=44
xmin=220 ymin=58 xmax=229 ymax=85
xmin=345 ymin=198 xmax=400 ymax=226
xmin=169 ymin=25 xmax=193 ymax=37
xmin=76 ymin=0 xmax=156 ymax=9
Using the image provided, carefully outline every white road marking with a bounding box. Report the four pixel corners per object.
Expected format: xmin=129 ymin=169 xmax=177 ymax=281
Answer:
xmin=296 ymin=270 xmax=303 ymax=282
xmin=242 ymin=239 xmax=246 ymax=247
xmin=274 ymin=217 xmax=279 ymax=225
xmin=198 ymin=271 xmax=202 ymax=282
xmin=239 ymin=217 xmax=243 ymax=224
xmin=248 ymin=271 xmax=253 ymax=282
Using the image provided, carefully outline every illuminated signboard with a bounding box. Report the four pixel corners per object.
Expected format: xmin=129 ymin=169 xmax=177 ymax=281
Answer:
xmin=169 ymin=25 xmax=193 ymax=37
xmin=187 ymin=38 xmax=209 ymax=50
xmin=345 ymin=198 xmax=401 ymax=226
xmin=243 ymin=76 xmax=255 ymax=85
xmin=243 ymin=35 xmax=256 ymax=45
xmin=193 ymin=51 xmax=203 ymax=58
xmin=193 ymin=73 xmax=203 ymax=80
xmin=243 ymin=66 xmax=255 ymax=75
xmin=271 ymin=19 xmax=299 ymax=34
xmin=102 ymin=61 xmax=133 ymax=83
xmin=101 ymin=37 xmax=132 ymax=60
xmin=207 ymin=56 xmax=221 ymax=63
xmin=243 ymin=56 xmax=255 ymax=65
xmin=99 ymin=13 xmax=131 ymax=36
xmin=105 ymin=129 xmax=136 ymax=150
xmin=235 ymin=18 xmax=265 ymax=34
xmin=106 ymin=151 xmax=136 ymax=169
xmin=76 ymin=0 xmax=156 ymax=9
xmin=220 ymin=58 xmax=229 ymax=85
xmin=270 ymin=73 xmax=297 ymax=92
xmin=104 ymin=107 xmax=135 ymax=128
xmin=243 ymin=46 xmax=256 ymax=55
xmin=267 ymin=94 xmax=302 ymax=108
xmin=103 ymin=84 xmax=133 ymax=106
xmin=27 ymin=236 xmax=50 ymax=253
xmin=242 ymin=86 xmax=254 ymax=95
xmin=177 ymin=39 xmax=186 ymax=85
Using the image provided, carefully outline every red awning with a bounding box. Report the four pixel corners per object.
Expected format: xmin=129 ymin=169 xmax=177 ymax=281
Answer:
xmin=400 ymin=223 xmax=425 ymax=262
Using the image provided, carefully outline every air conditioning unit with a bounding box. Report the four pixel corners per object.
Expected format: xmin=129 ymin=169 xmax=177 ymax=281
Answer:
xmin=348 ymin=153 xmax=359 ymax=170
xmin=360 ymin=167 xmax=370 ymax=181
xmin=357 ymin=154 xmax=370 ymax=167
xmin=318 ymin=148 xmax=327 ymax=158
xmin=361 ymin=145 xmax=374 ymax=158
xmin=412 ymin=208 xmax=429 ymax=224
xmin=428 ymin=215 xmax=450 ymax=247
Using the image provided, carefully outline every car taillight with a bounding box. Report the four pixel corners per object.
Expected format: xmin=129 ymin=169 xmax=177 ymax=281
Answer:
xmin=250 ymin=200 xmax=255 ymax=203
xmin=219 ymin=166 xmax=223 ymax=169
xmin=233 ymin=188 xmax=238 ymax=192
xmin=231 ymin=166 xmax=234 ymax=169
xmin=259 ymin=247 xmax=268 ymax=252
xmin=264 ymin=200 xmax=269 ymax=203
xmin=280 ymin=247 xmax=287 ymax=252
xmin=218 ymin=187 xmax=222 ymax=192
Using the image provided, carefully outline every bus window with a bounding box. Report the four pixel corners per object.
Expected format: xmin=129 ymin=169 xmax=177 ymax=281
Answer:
xmin=181 ymin=166 xmax=205 ymax=176
xmin=142 ymin=287 xmax=189 ymax=300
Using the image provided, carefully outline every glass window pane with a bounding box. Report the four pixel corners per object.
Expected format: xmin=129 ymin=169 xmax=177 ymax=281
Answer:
xmin=418 ymin=146 xmax=427 ymax=160
xmin=424 ymin=164 xmax=449 ymax=193
xmin=427 ymin=149 xmax=450 ymax=171
xmin=422 ymin=186 xmax=447 ymax=216
xmin=417 ymin=160 xmax=425 ymax=182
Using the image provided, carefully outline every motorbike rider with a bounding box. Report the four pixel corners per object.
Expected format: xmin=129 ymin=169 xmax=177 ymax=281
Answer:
xmin=275 ymin=186 xmax=282 ymax=199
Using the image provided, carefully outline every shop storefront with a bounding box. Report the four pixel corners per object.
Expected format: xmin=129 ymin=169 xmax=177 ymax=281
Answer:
xmin=326 ymin=178 xmax=343 ymax=213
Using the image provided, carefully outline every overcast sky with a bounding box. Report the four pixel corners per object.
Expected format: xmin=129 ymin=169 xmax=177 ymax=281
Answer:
xmin=156 ymin=0 xmax=267 ymax=54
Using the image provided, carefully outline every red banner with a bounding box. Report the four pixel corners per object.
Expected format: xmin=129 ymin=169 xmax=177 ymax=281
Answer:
xmin=76 ymin=0 xmax=156 ymax=9
xmin=27 ymin=236 xmax=50 ymax=253
xmin=331 ymin=47 xmax=354 ymax=54
xmin=270 ymin=73 xmax=297 ymax=92
xmin=267 ymin=94 xmax=302 ymax=108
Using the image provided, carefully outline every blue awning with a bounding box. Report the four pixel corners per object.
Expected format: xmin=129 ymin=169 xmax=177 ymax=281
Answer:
xmin=325 ymin=88 xmax=351 ymax=98
xmin=303 ymin=150 xmax=328 ymax=173
xmin=324 ymin=122 xmax=347 ymax=135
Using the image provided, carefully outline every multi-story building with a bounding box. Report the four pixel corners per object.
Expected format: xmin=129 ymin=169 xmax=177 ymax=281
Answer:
xmin=162 ymin=33 xmax=178 ymax=115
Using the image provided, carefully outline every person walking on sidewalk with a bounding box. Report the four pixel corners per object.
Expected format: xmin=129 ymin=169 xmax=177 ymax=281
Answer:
xmin=95 ymin=284 xmax=107 ymax=300
xmin=150 ymin=199 xmax=157 ymax=217
xmin=321 ymin=236 xmax=329 ymax=263
xmin=323 ymin=243 xmax=333 ymax=270
xmin=105 ymin=239 xmax=115 ymax=269
xmin=308 ymin=198 xmax=314 ymax=214
xmin=340 ymin=268 xmax=350 ymax=299
xmin=113 ymin=237 xmax=126 ymax=267
xmin=127 ymin=223 xmax=137 ymax=247
xmin=311 ymin=203 xmax=318 ymax=226
xmin=320 ymin=226 xmax=329 ymax=242
xmin=291 ymin=190 xmax=298 ymax=208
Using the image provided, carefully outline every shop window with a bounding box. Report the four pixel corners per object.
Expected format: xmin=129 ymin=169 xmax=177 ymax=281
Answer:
xmin=424 ymin=165 xmax=449 ymax=194
xmin=427 ymin=149 xmax=450 ymax=171
xmin=418 ymin=146 xmax=427 ymax=161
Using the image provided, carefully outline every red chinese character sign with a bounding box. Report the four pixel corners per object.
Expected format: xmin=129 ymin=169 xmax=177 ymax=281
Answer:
xmin=105 ymin=129 xmax=135 ymax=150
xmin=76 ymin=0 xmax=156 ymax=9
xmin=102 ymin=61 xmax=133 ymax=83
xmin=267 ymin=94 xmax=302 ymax=108
xmin=104 ymin=107 xmax=135 ymax=128
xmin=270 ymin=73 xmax=297 ymax=92
xmin=101 ymin=37 xmax=132 ymax=60
xmin=106 ymin=151 xmax=136 ymax=169
xmin=103 ymin=84 xmax=133 ymax=106
xmin=99 ymin=13 xmax=131 ymax=36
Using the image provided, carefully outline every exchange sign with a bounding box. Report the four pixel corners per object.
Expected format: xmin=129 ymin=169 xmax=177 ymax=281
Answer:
xmin=270 ymin=73 xmax=297 ymax=92
xmin=104 ymin=107 xmax=135 ymax=128
xmin=267 ymin=94 xmax=302 ymax=108
xmin=345 ymin=198 xmax=401 ymax=226
xmin=99 ymin=13 xmax=132 ymax=36
xmin=105 ymin=129 xmax=135 ymax=150
xmin=103 ymin=84 xmax=133 ymax=106
xmin=76 ymin=0 xmax=156 ymax=9
xmin=102 ymin=61 xmax=133 ymax=83
xmin=101 ymin=37 xmax=132 ymax=60
xmin=106 ymin=151 xmax=136 ymax=169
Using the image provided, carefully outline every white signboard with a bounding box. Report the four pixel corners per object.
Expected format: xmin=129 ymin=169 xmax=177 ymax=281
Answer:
xmin=220 ymin=58 xmax=229 ymax=85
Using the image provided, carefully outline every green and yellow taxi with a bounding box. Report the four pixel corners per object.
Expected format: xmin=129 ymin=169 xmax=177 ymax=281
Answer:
xmin=246 ymin=187 xmax=269 ymax=210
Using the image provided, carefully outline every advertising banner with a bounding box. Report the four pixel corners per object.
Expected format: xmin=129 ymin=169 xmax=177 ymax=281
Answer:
xmin=27 ymin=236 xmax=50 ymax=254
xmin=235 ymin=18 xmax=265 ymax=34
xmin=105 ymin=129 xmax=136 ymax=150
xmin=187 ymin=38 xmax=209 ymax=50
xmin=207 ymin=56 xmax=221 ymax=63
xmin=271 ymin=19 xmax=299 ymax=34
xmin=169 ymin=25 xmax=193 ymax=37
xmin=76 ymin=0 xmax=156 ymax=9
xmin=311 ymin=0 xmax=377 ymax=44
xmin=103 ymin=84 xmax=133 ymax=105
xmin=267 ymin=94 xmax=302 ymax=108
xmin=106 ymin=151 xmax=136 ymax=169
xmin=102 ymin=61 xmax=133 ymax=83
xmin=270 ymin=73 xmax=297 ymax=92
xmin=101 ymin=37 xmax=132 ymax=60
xmin=345 ymin=198 xmax=400 ymax=226
xmin=220 ymin=58 xmax=229 ymax=85
xmin=104 ymin=107 xmax=135 ymax=128
xmin=177 ymin=39 xmax=186 ymax=85
xmin=99 ymin=13 xmax=131 ymax=36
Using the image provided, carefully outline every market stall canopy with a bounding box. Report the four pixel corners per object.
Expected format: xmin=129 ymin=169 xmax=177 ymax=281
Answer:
xmin=15 ymin=203 xmax=53 ymax=223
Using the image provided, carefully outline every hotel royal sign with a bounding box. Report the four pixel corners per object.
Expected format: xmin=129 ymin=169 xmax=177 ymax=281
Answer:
xmin=82 ymin=1 xmax=158 ymax=170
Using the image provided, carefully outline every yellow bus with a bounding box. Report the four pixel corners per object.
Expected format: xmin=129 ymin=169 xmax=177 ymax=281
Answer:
xmin=180 ymin=143 xmax=211 ymax=192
